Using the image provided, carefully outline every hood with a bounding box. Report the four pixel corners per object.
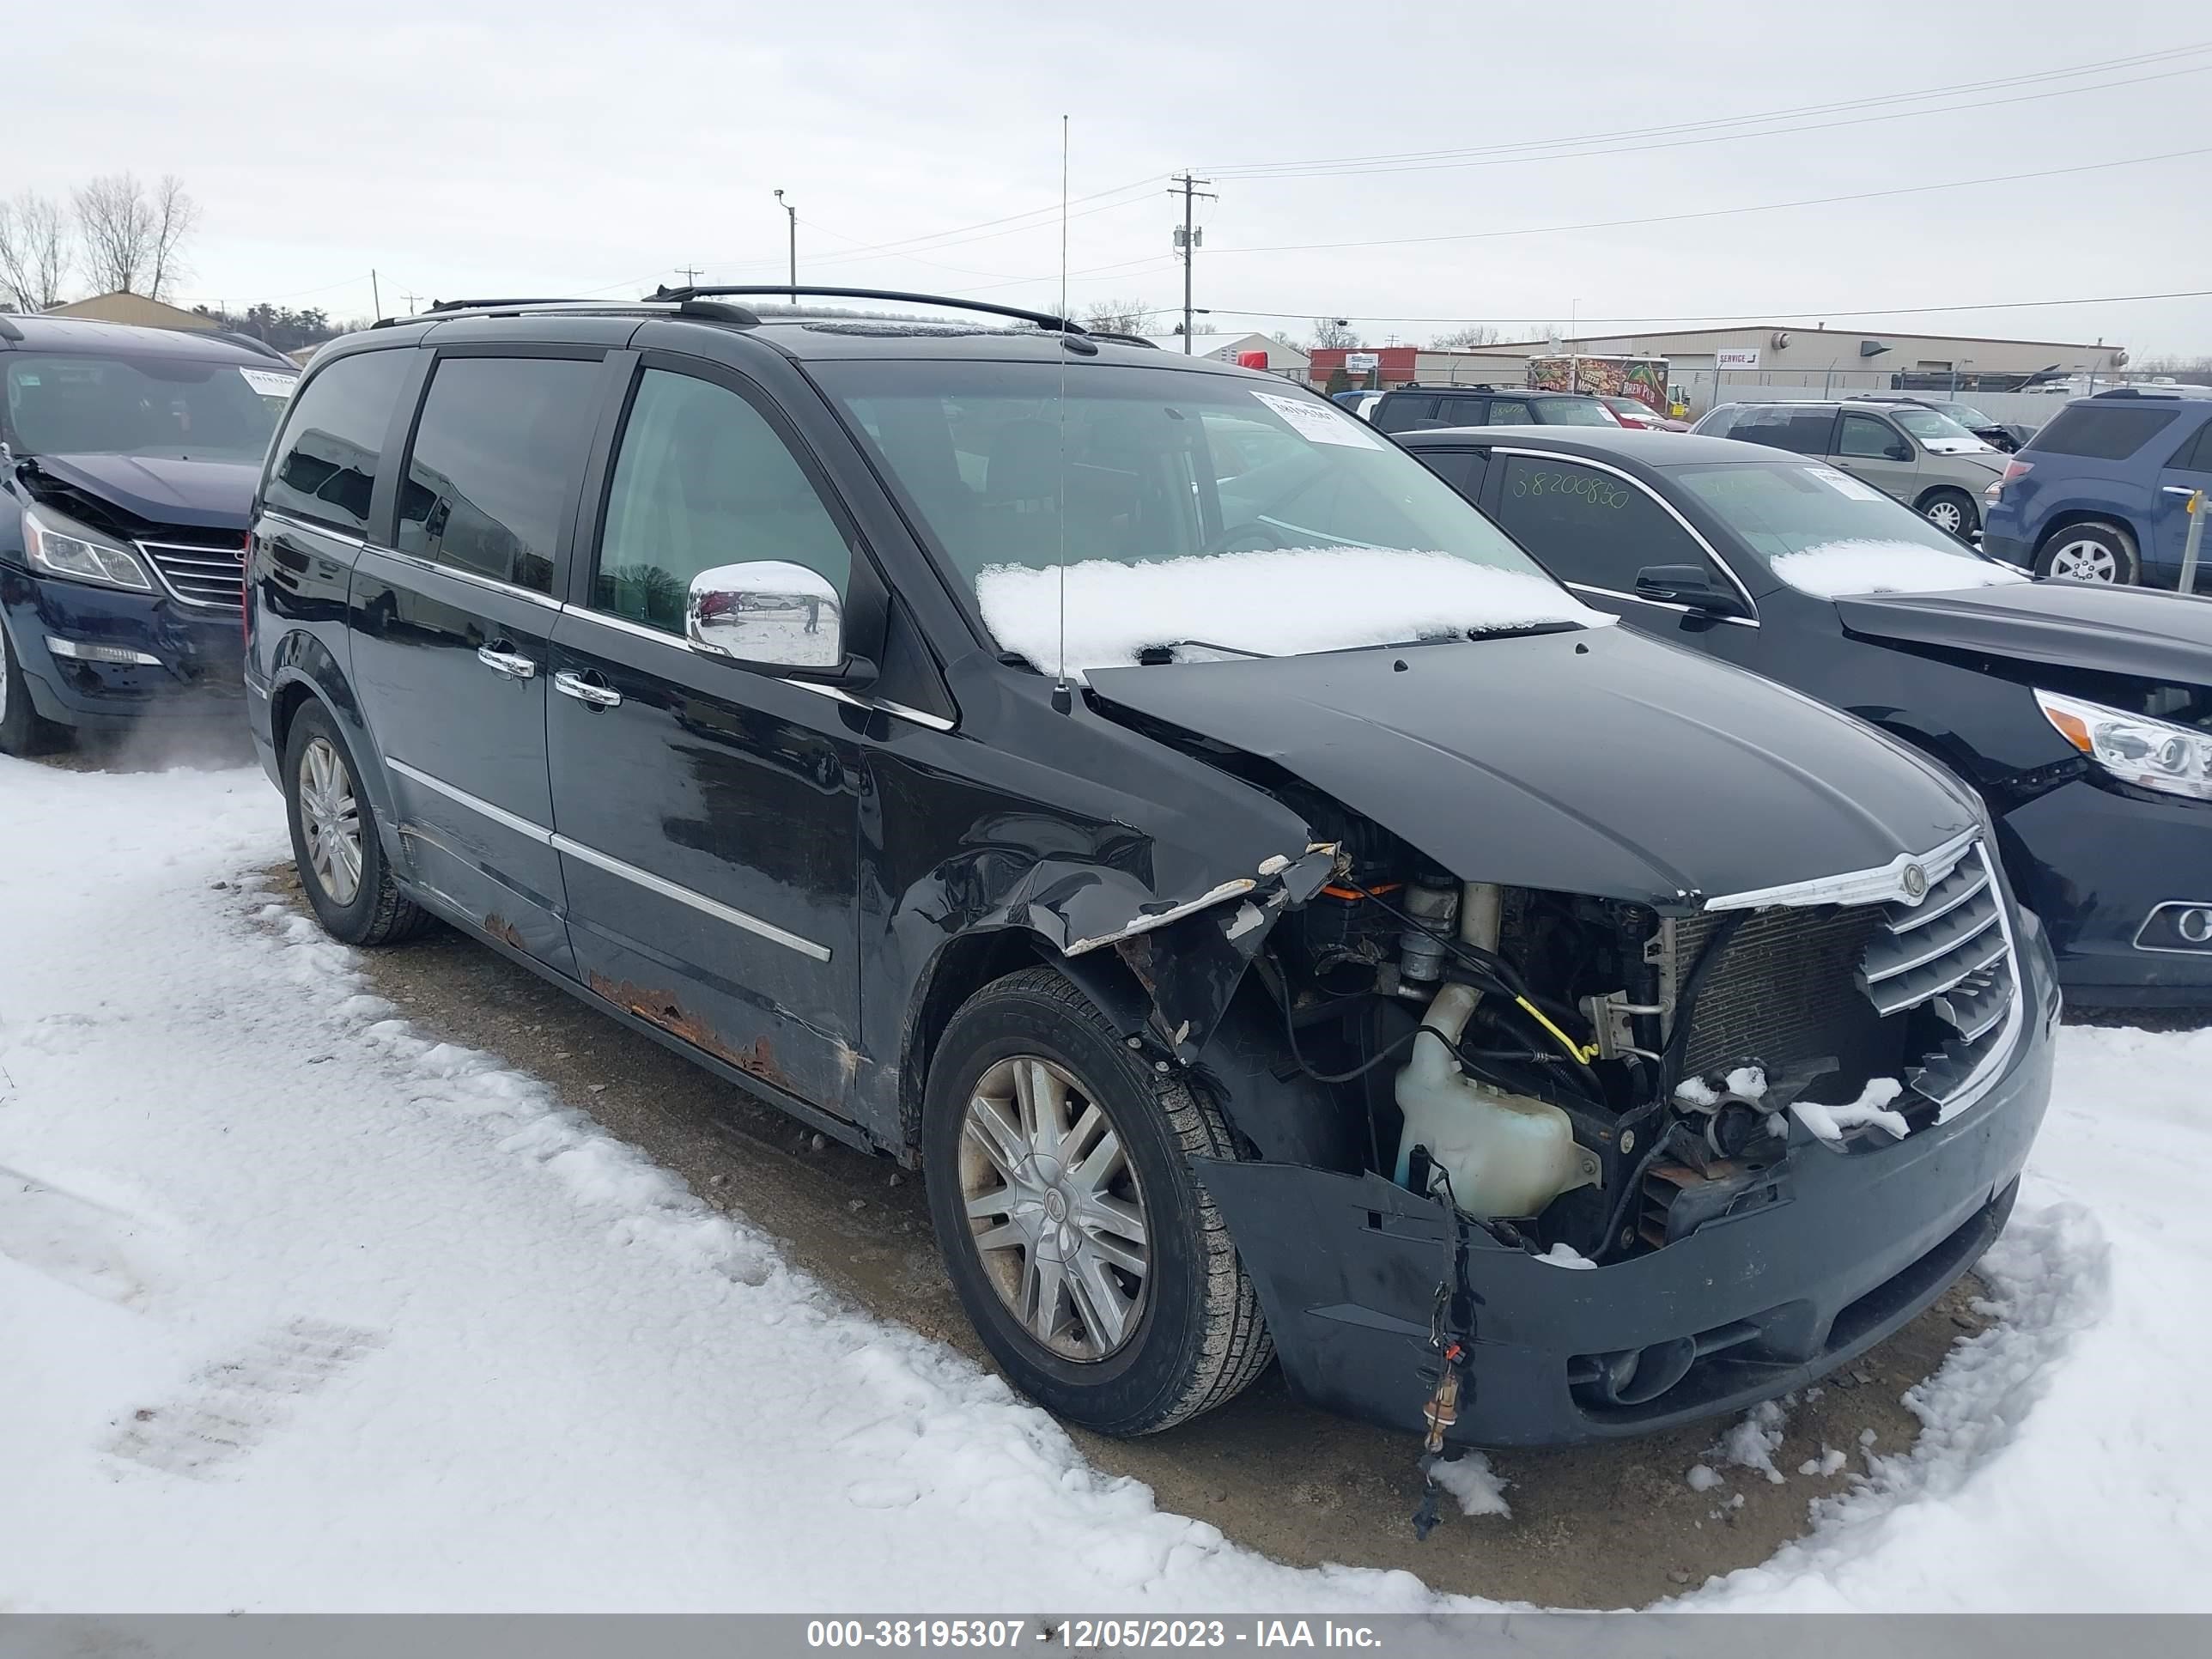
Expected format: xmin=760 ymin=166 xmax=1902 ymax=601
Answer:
xmin=1838 ymin=580 xmax=2212 ymax=686
xmin=1087 ymin=626 xmax=1978 ymax=911
xmin=21 ymin=452 xmax=258 ymax=531
xmin=1920 ymin=438 xmax=2002 ymax=463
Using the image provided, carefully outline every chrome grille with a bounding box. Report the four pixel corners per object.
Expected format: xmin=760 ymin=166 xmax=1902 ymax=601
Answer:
xmin=137 ymin=536 xmax=246 ymax=610
xmin=1858 ymin=842 xmax=2020 ymax=1108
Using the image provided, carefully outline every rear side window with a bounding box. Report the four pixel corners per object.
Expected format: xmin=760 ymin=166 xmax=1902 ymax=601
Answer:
xmin=1729 ymin=407 xmax=1836 ymax=456
xmin=1371 ymin=394 xmax=1437 ymax=433
xmin=263 ymin=349 xmax=413 ymax=533
xmin=2028 ymin=402 xmax=2182 ymax=460
xmin=2171 ymin=418 xmax=2212 ymax=473
xmin=394 ymin=356 xmax=601 ymax=594
xmin=1408 ymin=446 xmax=1489 ymax=498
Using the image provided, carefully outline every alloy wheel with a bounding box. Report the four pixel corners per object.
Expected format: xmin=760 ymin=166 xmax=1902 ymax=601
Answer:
xmin=1924 ymin=499 xmax=1966 ymax=534
xmin=958 ymin=1054 xmax=1152 ymax=1362
xmin=297 ymin=736 xmax=363 ymax=905
xmin=2045 ymin=538 xmax=2120 ymax=582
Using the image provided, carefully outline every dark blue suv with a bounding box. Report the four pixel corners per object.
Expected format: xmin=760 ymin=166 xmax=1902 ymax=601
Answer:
xmin=0 ymin=313 xmax=298 ymax=754
xmin=1981 ymin=386 xmax=2212 ymax=587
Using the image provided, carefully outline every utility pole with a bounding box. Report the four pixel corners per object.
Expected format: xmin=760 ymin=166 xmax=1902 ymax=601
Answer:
xmin=676 ymin=265 xmax=702 ymax=287
xmin=371 ymin=269 xmax=381 ymax=320
xmin=1169 ymin=173 xmax=1216 ymax=353
xmin=773 ymin=190 xmax=796 ymax=302
xmin=399 ymin=291 xmax=422 ymax=317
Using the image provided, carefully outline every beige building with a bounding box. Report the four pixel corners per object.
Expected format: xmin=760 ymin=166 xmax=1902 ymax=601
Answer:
xmin=1494 ymin=323 xmax=2126 ymax=414
xmin=1144 ymin=331 xmax=1311 ymax=378
xmin=42 ymin=291 xmax=219 ymax=331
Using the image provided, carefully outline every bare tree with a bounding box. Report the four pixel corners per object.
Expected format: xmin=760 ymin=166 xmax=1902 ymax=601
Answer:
xmin=1430 ymin=323 xmax=1501 ymax=349
xmin=148 ymin=175 xmax=198 ymax=301
xmin=1310 ymin=318 xmax=1362 ymax=349
xmin=75 ymin=173 xmax=156 ymax=296
xmin=1083 ymin=298 xmax=1154 ymax=336
xmin=0 ymin=190 xmax=72 ymax=311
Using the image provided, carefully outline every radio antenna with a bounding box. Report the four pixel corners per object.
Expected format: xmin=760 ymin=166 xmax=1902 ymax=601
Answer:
xmin=1051 ymin=112 xmax=1073 ymax=715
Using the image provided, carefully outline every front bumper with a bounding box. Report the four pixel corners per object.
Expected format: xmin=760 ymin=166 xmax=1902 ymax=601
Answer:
xmin=1997 ymin=777 xmax=2212 ymax=1006
xmin=2 ymin=568 xmax=244 ymax=732
xmin=1196 ymin=923 xmax=2058 ymax=1448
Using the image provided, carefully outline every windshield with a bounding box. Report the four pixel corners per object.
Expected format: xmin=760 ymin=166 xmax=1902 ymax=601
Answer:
xmin=1532 ymin=397 xmax=1618 ymax=426
xmin=815 ymin=360 xmax=1603 ymax=672
xmin=1937 ymin=402 xmax=1997 ymax=428
xmin=3 ymin=352 xmax=291 ymax=462
xmin=1672 ymin=460 xmax=2027 ymax=597
xmin=1887 ymin=406 xmax=1985 ymax=446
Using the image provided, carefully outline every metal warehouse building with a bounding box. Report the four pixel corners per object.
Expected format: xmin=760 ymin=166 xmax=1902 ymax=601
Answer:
xmin=1532 ymin=323 xmax=2128 ymax=413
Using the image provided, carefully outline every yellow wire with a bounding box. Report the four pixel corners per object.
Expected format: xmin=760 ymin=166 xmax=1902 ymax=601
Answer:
xmin=1515 ymin=994 xmax=1602 ymax=1066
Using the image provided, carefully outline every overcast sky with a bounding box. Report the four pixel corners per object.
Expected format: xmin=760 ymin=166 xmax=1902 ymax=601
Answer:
xmin=14 ymin=1 xmax=2212 ymax=354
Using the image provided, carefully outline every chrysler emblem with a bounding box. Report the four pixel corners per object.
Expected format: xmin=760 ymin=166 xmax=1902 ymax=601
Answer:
xmin=1901 ymin=863 xmax=1929 ymax=901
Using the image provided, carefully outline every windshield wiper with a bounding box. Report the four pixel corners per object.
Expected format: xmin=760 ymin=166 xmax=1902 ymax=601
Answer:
xmin=1464 ymin=621 xmax=1583 ymax=641
xmin=1135 ymin=638 xmax=1273 ymax=664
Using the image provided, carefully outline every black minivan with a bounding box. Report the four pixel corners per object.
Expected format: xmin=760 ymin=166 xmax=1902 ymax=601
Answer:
xmin=246 ymin=290 xmax=2055 ymax=1451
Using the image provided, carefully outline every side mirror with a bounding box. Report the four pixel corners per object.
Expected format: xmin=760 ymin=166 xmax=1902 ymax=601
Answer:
xmin=687 ymin=561 xmax=854 ymax=677
xmin=1887 ymin=442 xmax=1912 ymax=463
xmin=1636 ymin=563 xmax=1749 ymax=618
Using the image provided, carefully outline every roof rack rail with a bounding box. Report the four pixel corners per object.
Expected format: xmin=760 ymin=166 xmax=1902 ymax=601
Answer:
xmin=426 ymin=296 xmax=588 ymax=313
xmin=648 ymin=284 xmax=1086 ymax=337
xmin=368 ymin=296 xmax=733 ymax=330
xmin=1085 ymin=331 xmax=1158 ymax=349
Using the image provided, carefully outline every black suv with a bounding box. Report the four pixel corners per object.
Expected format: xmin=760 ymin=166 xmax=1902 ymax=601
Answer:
xmin=1367 ymin=384 xmax=1619 ymax=434
xmin=1 ymin=314 xmax=299 ymax=754
xmin=247 ymin=289 xmax=2053 ymax=1449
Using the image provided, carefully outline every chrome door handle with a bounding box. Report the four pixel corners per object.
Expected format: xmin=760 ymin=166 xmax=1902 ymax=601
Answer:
xmin=2162 ymin=484 xmax=2202 ymax=497
xmin=477 ymin=644 xmax=538 ymax=679
xmin=554 ymin=670 xmax=622 ymax=708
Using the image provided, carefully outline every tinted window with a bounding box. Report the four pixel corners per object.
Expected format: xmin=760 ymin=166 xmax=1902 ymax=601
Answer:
xmin=2166 ymin=418 xmax=2212 ymax=473
xmin=593 ymin=368 xmax=853 ymax=634
xmin=2028 ymin=402 xmax=2183 ymax=460
xmin=1409 ymin=446 xmax=1489 ymax=498
xmin=394 ymin=356 xmax=599 ymax=593
xmin=264 ymin=349 xmax=413 ymax=532
xmin=1485 ymin=398 xmax=1533 ymax=423
xmin=1529 ymin=397 xmax=1615 ymax=427
xmin=4 ymin=352 xmax=289 ymax=462
xmin=1371 ymin=394 xmax=1437 ymax=433
xmin=1491 ymin=455 xmax=1711 ymax=591
xmin=1431 ymin=394 xmax=1489 ymax=428
xmin=1727 ymin=407 xmax=1835 ymax=455
xmin=1838 ymin=413 xmax=1906 ymax=459
xmin=1674 ymin=461 xmax=1984 ymax=561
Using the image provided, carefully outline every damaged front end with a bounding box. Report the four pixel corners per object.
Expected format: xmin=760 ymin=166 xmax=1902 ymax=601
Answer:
xmin=1064 ymin=637 xmax=2060 ymax=1445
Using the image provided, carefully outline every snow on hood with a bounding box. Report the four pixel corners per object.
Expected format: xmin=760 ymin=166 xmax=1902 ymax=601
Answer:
xmin=1771 ymin=539 xmax=2031 ymax=600
xmin=975 ymin=548 xmax=1611 ymax=677
xmin=1919 ymin=437 xmax=1997 ymax=457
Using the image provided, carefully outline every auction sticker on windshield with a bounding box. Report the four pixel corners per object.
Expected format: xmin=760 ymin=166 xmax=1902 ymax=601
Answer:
xmin=1251 ymin=389 xmax=1382 ymax=449
xmin=239 ymin=367 xmax=300 ymax=399
xmin=1807 ymin=465 xmax=1886 ymax=503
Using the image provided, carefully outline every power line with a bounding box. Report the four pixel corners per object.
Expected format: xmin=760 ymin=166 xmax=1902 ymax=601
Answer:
xmin=1205 ymin=287 xmax=2212 ymax=330
xmin=1204 ymin=144 xmax=2212 ymax=258
xmin=1204 ymin=43 xmax=2212 ymax=180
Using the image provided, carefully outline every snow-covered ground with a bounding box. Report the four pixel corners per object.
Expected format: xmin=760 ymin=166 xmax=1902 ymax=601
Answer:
xmin=2 ymin=757 xmax=2208 ymax=1612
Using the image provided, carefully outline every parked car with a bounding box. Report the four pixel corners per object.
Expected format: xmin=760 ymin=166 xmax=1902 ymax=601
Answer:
xmin=1980 ymin=387 xmax=2212 ymax=587
xmin=1850 ymin=394 xmax=2033 ymax=453
xmin=1598 ymin=394 xmax=1689 ymax=432
xmin=0 ymin=314 xmax=299 ymax=755
xmin=1328 ymin=388 xmax=1372 ymax=410
xmin=1691 ymin=398 xmax=2008 ymax=541
xmin=1369 ymin=384 xmax=1620 ymax=434
xmin=1399 ymin=422 xmax=2212 ymax=1007
xmin=249 ymin=289 xmax=2053 ymax=1449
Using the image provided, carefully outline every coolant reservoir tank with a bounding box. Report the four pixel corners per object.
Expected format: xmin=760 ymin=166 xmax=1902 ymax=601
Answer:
xmin=1394 ymin=983 xmax=1595 ymax=1218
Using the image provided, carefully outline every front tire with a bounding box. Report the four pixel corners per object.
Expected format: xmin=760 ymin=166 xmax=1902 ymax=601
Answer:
xmin=922 ymin=967 xmax=1272 ymax=1436
xmin=283 ymin=701 xmax=428 ymax=945
xmin=1919 ymin=487 xmax=1978 ymax=540
xmin=2034 ymin=520 xmax=2140 ymax=585
xmin=0 ymin=616 xmax=70 ymax=757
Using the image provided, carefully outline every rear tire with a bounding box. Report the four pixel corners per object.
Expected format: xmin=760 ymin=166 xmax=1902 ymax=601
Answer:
xmin=2033 ymin=520 xmax=2140 ymax=585
xmin=1919 ymin=488 xmax=1978 ymax=541
xmin=0 ymin=616 xmax=71 ymax=758
xmin=283 ymin=701 xmax=429 ymax=946
xmin=921 ymin=967 xmax=1273 ymax=1436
